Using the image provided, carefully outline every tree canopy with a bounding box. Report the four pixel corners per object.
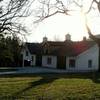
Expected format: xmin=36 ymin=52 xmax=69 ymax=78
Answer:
xmin=0 ymin=35 xmax=22 ymax=67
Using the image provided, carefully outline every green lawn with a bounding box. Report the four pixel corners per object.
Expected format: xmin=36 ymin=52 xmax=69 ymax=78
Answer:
xmin=0 ymin=73 xmax=100 ymax=100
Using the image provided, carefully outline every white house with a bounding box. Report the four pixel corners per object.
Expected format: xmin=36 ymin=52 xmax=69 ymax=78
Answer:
xmin=22 ymin=34 xmax=99 ymax=72
xmin=22 ymin=43 xmax=42 ymax=67
xmin=66 ymin=45 xmax=99 ymax=71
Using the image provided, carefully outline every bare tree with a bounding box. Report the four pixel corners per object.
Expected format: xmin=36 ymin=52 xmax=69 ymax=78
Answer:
xmin=0 ymin=0 xmax=34 ymax=36
xmin=34 ymin=0 xmax=71 ymax=23
xmin=34 ymin=0 xmax=98 ymax=22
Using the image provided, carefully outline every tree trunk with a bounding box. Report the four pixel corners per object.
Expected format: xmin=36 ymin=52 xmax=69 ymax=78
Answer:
xmin=98 ymin=45 xmax=100 ymax=72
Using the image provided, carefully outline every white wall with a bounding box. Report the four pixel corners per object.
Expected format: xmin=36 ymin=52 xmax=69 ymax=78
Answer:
xmin=22 ymin=47 xmax=36 ymax=66
xmin=42 ymin=56 xmax=57 ymax=68
xmin=66 ymin=45 xmax=99 ymax=71
xmin=31 ymin=55 xmax=36 ymax=66
xmin=22 ymin=47 xmax=31 ymax=60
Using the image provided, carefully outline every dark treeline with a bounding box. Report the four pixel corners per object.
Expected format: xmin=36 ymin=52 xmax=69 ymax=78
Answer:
xmin=0 ymin=35 xmax=23 ymax=67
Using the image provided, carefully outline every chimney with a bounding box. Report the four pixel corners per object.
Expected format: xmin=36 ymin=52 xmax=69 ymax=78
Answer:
xmin=83 ymin=36 xmax=87 ymax=41
xmin=65 ymin=33 xmax=71 ymax=41
xmin=43 ymin=36 xmax=48 ymax=42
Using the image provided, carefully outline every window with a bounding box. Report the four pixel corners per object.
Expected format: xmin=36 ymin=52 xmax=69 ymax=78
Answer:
xmin=26 ymin=51 xmax=28 ymax=56
xmin=88 ymin=60 xmax=92 ymax=68
xmin=31 ymin=56 xmax=34 ymax=61
xmin=44 ymin=49 xmax=48 ymax=54
xmin=47 ymin=57 xmax=52 ymax=64
xmin=69 ymin=59 xmax=76 ymax=68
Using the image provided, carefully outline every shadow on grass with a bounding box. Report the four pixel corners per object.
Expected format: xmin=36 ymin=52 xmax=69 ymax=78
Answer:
xmin=11 ymin=74 xmax=59 ymax=98
xmin=0 ymin=72 xmax=100 ymax=99
xmin=91 ymin=72 xmax=100 ymax=83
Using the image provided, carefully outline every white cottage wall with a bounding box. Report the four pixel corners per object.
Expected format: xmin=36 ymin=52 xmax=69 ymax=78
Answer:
xmin=42 ymin=56 xmax=57 ymax=68
xmin=76 ymin=45 xmax=99 ymax=71
xmin=66 ymin=45 xmax=99 ymax=71
xmin=22 ymin=47 xmax=36 ymax=66
xmin=23 ymin=48 xmax=31 ymax=61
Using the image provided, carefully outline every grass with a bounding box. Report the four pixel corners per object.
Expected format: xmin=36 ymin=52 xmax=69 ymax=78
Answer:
xmin=0 ymin=73 xmax=100 ymax=100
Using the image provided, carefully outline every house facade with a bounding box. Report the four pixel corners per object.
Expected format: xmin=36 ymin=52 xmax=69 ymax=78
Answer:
xmin=66 ymin=45 xmax=99 ymax=71
xmin=22 ymin=34 xmax=99 ymax=72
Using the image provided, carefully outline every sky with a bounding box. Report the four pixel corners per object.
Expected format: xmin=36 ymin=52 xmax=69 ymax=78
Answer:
xmin=21 ymin=0 xmax=100 ymax=43
xmin=26 ymin=14 xmax=87 ymax=42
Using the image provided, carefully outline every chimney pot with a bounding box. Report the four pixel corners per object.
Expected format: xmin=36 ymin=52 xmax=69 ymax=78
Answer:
xmin=43 ymin=36 xmax=48 ymax=42
xmin=65 ymin=33 xmax=71 ymax=41
xmin=83 ymin=36 xmax=86 ymax=41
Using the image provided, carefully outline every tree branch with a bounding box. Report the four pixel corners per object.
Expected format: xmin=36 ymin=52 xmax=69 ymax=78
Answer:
xmin=86 ymin=23 xmax=100 ymax=43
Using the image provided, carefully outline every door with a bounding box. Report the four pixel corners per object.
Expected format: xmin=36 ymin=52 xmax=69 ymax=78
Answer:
xmin=57 ymin=56 xmax=66 ymax=69
xmin=36 ymin=55 xmax=42 ymax=66
xmin=24 ymin=60 xmax=31 ymax=66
